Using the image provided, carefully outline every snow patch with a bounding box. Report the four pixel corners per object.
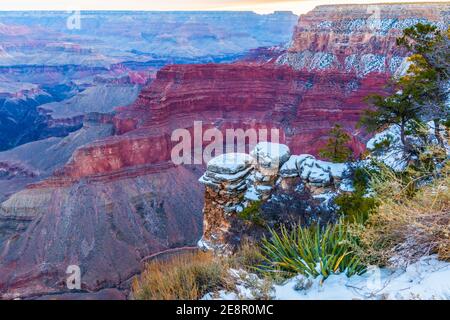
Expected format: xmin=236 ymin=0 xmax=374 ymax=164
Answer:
xmin=251 ymin=142 xmax=291 ymax=169
xmin=366 ymin=125 xmax=409 ymax=172
xmin=207 ymin=153 xmax=253 ymax=174
xmin=208 ymin=256 xmax=450 ymax=300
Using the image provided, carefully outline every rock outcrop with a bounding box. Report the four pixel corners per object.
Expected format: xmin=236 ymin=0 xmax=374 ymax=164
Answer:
xmin=199 ymin=153 xmax=255 ymax=250
xmin=198 ymin=143 xmax=349 ymax=251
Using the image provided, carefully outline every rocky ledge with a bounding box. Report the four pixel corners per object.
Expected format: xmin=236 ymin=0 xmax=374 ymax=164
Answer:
xmin=198 ymin=142 xmax=352 ymax=252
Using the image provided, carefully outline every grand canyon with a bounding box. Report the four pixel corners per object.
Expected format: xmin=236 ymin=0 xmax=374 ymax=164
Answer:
xmin=0 ymin=3 xmax=448 ymax=300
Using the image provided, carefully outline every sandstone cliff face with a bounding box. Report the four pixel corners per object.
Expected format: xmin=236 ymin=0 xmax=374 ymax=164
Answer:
xmin=0 ymin=3 xmax=448 ymax=298
xmin=0 ymin=166 xmax=203 ymax=299
xmin=53 ymin=62 xmax=386 ymax=185
xmin=278 ymin=3 xmax=449 ymax=74
xmin=113 ymin=63 xmax=386 ymax=156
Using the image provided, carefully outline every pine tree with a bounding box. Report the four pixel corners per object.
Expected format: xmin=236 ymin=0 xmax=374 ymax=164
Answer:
xmin=397 ymin=23 xmax=449 ymax=79
xmin=397 ymin=23 xmax=450 ymax=146
xmin=319 ymin=124 xmax=353 ymax=163
xmin=359 ymin=80 xmax=422 ymax=157
xmin=359 ymin=23 xmax=450 ymax=159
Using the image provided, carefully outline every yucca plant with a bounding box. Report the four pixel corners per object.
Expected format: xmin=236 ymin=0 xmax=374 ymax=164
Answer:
xmin=259 ymin=221 xmax=366 ymax=279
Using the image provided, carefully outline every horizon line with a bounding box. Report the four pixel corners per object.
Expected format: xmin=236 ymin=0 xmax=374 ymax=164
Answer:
xmin=0 ymin=1 xmax=447 ymax=16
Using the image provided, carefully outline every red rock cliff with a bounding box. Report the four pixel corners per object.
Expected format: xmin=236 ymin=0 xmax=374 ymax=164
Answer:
xmin=279 ymin=3 xmax=449 ymax=74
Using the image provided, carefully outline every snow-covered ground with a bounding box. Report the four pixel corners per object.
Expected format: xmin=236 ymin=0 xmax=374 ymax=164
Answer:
xmin=366 ymin=125 xmax=409 ymax=171
xmin=366 ymin=122 xmax=450 ymax=172
xmin=204 ymin=256 xmax=450 ymax=300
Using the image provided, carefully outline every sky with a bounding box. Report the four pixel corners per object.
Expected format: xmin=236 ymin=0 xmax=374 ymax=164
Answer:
xmin=0 ymin=0 xmax=447 ymax=15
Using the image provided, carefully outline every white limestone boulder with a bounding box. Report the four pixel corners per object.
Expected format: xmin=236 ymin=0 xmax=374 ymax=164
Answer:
xmin=279 ymin=155 xmax=301 ymax=177
xmin=207 ymin=153 xmax=253 ymax=174
xmin=251 ymin=142 xmax=291 ymax=169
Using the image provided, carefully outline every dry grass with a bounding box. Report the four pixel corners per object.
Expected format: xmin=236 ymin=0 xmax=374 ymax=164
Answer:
xmin=355 ymin=166 xmax=450 ymax=266
xmin=132 ymin=251 xmax=234 ymax=300
xmin=231 ymin=239 xmax=265 ymax=272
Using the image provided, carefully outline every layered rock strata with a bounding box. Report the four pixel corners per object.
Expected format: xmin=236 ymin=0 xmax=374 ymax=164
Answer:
xmin=198 ymin=143 xmax=350 ymax=251
xmin=277 ymin=3 xmax=449 ymax=74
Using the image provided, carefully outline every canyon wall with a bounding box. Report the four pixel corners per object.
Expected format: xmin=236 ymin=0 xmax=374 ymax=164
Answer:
xmin=278 ymin=3 xmax=449 ymax=74
xmin=0 ymin=11 xmax=297 ymax=151
xmin=0 ymin=3 xmax=448 ymax=298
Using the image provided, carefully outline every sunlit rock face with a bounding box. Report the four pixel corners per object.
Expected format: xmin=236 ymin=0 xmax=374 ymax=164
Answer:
xmin=277 ymin=3 xmax=449 ymax=75
xmin=112 ymin=3 xmax=449 ymax=161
